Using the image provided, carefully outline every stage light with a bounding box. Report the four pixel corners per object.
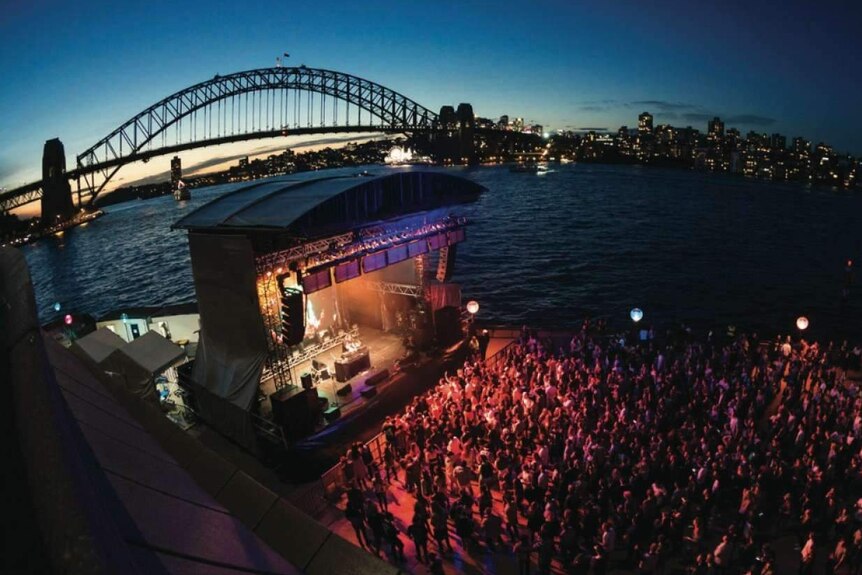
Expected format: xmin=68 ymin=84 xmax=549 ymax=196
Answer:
xmin=64 ymin=314 xmax=73 ymax=326
xmin=466 ymin=300 xmax=480 ymax=315
xmin=52 ymin=302 xmax=61 ymax=312
xmin=796 ymin=316 xmax=809 ymax=331
xmin=276 ymin=267 xmax=284 ymax=275
xmin=630 ymin=308 xmax=643 ymax=323
xmin=121 ymin=313 xmax=129 ymax=324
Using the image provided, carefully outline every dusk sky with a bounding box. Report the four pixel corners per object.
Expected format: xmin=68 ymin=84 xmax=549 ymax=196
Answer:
xmin=1 ymin=0 xmax=861 ymax=190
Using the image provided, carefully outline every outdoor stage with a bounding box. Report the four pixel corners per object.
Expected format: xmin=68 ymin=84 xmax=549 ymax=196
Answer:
xmin=173 ymin=170 xmax=486 ymax=452
xmin=258 ymin=325 xmax=405 ymax=422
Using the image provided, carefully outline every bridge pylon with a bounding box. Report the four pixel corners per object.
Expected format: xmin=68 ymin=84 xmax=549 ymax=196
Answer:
xmin=41 ymin=138 xmax=75 ymax=222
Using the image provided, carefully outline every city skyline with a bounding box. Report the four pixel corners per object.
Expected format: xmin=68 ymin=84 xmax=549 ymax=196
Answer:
xmin=2 ymin=0 xmax=861 ymax=190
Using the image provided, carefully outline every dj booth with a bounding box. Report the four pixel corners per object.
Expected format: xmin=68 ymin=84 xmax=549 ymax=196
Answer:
xmin=334 ymin=346 xmax=371 ymax=382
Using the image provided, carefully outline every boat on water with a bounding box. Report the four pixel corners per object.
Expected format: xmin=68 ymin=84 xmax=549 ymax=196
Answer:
xmin=383 ymin=145 xmax=433 ymax=166
xmin=174 ymin=180 xmax=190 ymax=201
xmin=509 ymin=162 xmax=547 ymax=173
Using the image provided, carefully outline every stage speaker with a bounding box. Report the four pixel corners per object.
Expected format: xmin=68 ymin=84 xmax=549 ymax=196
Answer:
xmin=336 ymin=383 xmax=352 ymax=396
xmin=300 ymin=372 xmax=313 ymax=390
xmin=324 ymin=406 xmax=341 ymax=422
xmin=270 ymin=387 xmax=321 ymax=440
xmin=436 ymin=245 xmax=457 ymax=282
xmin=365 ymin=369 xmax=389 ymax=386
xmin=359 ymin=386 xmax=377 ymax=399
xmin=280 ymin=287 xmax=305 ymax=346
xmin=434 ymin=305 xmax=462 ymax=347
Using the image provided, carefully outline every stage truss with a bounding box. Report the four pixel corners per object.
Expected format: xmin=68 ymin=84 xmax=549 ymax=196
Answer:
xmin=359 ymin=281 xmax=424 ymax=298
xmin=254 ymin=215 xmax=467 ymax=392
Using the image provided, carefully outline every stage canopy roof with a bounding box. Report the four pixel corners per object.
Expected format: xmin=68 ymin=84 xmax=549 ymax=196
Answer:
xmin=172 ymin=168 xmax=485 ymax=240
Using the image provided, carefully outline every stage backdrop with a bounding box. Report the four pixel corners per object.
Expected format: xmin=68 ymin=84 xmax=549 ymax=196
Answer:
xmin=188 ymin=233 xmax=267 ymax=411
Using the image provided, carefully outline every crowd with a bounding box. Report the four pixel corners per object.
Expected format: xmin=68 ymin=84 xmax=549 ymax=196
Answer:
xmin=339 ymin=326 xmax=862 ymax=574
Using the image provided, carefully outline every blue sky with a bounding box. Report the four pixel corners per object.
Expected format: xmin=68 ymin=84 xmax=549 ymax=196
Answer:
xmin=1 ymin=0 xmax=860 ymax=189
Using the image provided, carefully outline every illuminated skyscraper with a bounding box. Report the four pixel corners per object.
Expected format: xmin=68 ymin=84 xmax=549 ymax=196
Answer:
xmin=638 ymin=112 xmax=653 ymax=135
xmin=170 ymin=156 xmax=182 ymax=190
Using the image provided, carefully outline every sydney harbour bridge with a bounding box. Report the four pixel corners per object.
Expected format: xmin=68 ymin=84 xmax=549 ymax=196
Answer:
xmin=2 ymin=66 xmax=532 ymax=218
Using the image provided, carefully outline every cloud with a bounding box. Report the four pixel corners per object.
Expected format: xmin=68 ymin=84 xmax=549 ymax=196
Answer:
xmin=628 ymin=100 xmax=699 ymax=111
xmin=681 ymin=112 xmax=715 ymax=123
xmin=725 ymin=114 xmax=776 ymax=127
xmin=576 ymin=99 xmax=619 ymax=112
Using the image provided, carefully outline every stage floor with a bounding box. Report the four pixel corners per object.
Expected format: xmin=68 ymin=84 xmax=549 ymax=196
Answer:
xmin=259 ymin=326 xmax=405 ymax=421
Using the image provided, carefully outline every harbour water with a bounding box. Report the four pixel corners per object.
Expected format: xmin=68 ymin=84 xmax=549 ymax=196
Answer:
xmin=22 ymin=164 xmax=862 ymax=341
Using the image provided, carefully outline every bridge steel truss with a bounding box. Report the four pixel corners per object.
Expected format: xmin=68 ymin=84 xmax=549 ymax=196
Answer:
xmin=73 ymin=67 xmax=439 ymax=203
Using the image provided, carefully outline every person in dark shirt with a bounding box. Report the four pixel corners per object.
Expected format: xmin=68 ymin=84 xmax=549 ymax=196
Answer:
xmin=365 ymin=501 xmax=384 ymax=556
xmin=382 ymin=512 xmax=404 ymax=562
xmin=345 ymin=500 xmax=367 ymax=549
xmin=408 ymin=516 xmax=429 ymax=563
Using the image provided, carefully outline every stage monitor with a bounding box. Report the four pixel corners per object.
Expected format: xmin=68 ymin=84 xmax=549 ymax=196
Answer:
xmin=362 ymin=251 xmax=388 ymax=273
xmin=447 ymin=227 xmax=466 ymax=245
xmin=334 ymin=259 xmax=361 ymax=283
xmin=386 ymin=243 xmax=408 ymax=264
xmin=301 ymin=268 xmax=332 ymax=294
xmin=428 ymin=232 xmax=448 ymax=251
xmin=407 ymin=239 xmax=428 ymax=257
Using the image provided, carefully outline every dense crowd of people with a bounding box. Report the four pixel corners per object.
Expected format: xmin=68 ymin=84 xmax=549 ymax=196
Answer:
xmin=339 ymin=326 xmax=862 ymax=574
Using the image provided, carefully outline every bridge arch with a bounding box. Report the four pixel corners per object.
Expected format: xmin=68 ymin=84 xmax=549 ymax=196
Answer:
xmin=76 ymin=67 xmax=439 ymax=201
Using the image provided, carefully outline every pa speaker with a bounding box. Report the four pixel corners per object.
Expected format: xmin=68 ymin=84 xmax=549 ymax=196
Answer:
xmin=300 ymin=372 xmax=313 ymax=390
xmin=280 ymin=287 xmax=305 ymax=346
xmin=436 ymin=245 xmax=457 ymax=282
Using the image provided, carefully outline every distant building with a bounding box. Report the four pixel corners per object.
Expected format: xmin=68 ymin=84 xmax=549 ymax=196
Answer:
xmin=708 ymin=117 xmax=724 ymax=141
xmin=438 ymin=106 xmax=457 ymax=129
xmin=770 ymin=133 xmax=786 ymax=151
xmin=638 ymin=112 xmax=653 ymax=135
xmin=170 ymin=156 xmax=182 ymax=190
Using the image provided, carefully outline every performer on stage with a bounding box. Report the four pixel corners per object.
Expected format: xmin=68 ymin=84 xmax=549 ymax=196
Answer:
xmin=343 ymin=332 xmax=362 ymax=354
